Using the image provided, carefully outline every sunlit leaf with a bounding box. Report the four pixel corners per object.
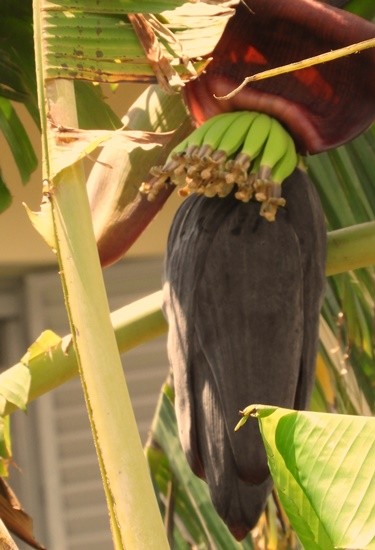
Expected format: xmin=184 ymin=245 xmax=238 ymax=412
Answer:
xmin=48 ymin=124 xmax=173 ymax=178
xmin=0 ymin=364 xmax=31 ymax=414
xmin=24 ymin=199 xmax=56 ymax=251
xmin=41 ymin=0 xmax=236 ymax=87
xmin=242 ymin=405 xmax=375 ymax=549
xmin=0 ymin=417 xmax=11 ymax=476
xmin=22 ymin=330 xmax=62 ymax=362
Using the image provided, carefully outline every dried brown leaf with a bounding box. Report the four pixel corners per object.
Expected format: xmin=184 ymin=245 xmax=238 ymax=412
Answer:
xmin=0 ymin=479 xmax=45 ymax=549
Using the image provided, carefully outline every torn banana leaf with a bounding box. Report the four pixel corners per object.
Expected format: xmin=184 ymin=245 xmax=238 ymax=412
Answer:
xmin=0 ymin=478 xmax=45 ymax=549
xmin=40 ymin=0 xmax=238 ymax=89
xmin=47 ymin=125 xmax=173 ymax=179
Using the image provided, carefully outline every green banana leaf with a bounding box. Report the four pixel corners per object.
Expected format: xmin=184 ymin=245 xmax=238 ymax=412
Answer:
xmin=238 ymin=405 xmax=375 ymax=549
xmin=0 ymin=2 xmax=39 ymax=207
xmin=40 ymin=0 xmax=235 ymax=86
xmin=0 ymin=173 xmax=12 ymax=213
xmin=0 ymin=0 xmax=235 ymax=212
xmin=0 ymin=1 xmax=123 ymax=211
xmin=345 ymin=0 xmax=375 ymax=19
xmin=0 ymin=5 xmax=38 ymax=122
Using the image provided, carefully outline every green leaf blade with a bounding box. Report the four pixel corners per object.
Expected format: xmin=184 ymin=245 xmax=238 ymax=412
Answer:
xmin=256 ymin=407 xmax=375 ymax=549
xmin=344 ymin=0 xmax=375 ymax=20
xmin=0 ymin=173 xmax=12 ymax=213
xmin=42 ymin=1 xmax=235 ymax=84
xmin=0 ymin=97 xmax=38 ymax=183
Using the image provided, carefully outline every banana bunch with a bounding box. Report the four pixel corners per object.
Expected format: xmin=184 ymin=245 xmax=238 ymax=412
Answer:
xmin=140 ymin=111 xmax=299 ymax=221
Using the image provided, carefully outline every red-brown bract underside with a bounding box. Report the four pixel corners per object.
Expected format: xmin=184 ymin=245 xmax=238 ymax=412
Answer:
xmin=95 ymin=0 xmax=375 ymax=267
xmin=184 ymin=0 xmax=375 ymax=154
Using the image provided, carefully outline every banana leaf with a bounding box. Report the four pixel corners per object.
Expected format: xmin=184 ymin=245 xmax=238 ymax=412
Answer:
xmin=238 ymin=405 xmax=375 ymax=549
xmin=40 ymin=0 xmax=236 ymax=87
xmin=307 ymin=128 xmax=375 ymax=414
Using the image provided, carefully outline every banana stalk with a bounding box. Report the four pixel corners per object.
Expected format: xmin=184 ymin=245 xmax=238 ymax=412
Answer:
xmin=33 ymin=4 xmax=170 ymax=546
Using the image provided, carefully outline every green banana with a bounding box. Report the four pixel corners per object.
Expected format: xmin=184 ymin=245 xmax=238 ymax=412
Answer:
xmin=271 ymin=134 xmax=299 ymax=184
xmin=173 ymin=114 xmax=228 ymax=160
xmin=234 ymin=112 xmax=272 ymax=168
xmin=213 ymin=111 xmax=259 ymax=159
xmin=253 ymin=131 xmax=298 ymax=221
xmin=197 ymin=111 xmax=244 ymax=159
xmin=158 ymin=112 xmax=245 ymax=197
xmin=144 ymin=119 xmax=221 ymax=197
xmin=257 ymin=118 xmax=292 ymax=181
xmin=173 ymin=112 xmax=247 ymax=196
xmin=194 ymin=112 xmax=263 ymax=197
xmin=143 ymin=110 xmax=298 ymax=217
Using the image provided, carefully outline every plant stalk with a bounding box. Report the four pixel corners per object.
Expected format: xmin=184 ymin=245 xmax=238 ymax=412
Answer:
xmin=33 ymin=4 xmax=169 ymax=548
xmin=326 ymin=221 xmax=375 ymax=275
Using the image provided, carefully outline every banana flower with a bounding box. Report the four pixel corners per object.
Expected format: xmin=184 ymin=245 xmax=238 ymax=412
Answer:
xmin=161 ymin=0 xmax=375 ymax=540
xmin=184 ymin=0 xmax=375 ymax=154
xmin=96 ymin=0 xmax=375 ymax=266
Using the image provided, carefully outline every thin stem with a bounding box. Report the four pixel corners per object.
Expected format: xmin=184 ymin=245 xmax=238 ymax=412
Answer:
xmin=215 ymin=38 xmax=375 ymax=100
